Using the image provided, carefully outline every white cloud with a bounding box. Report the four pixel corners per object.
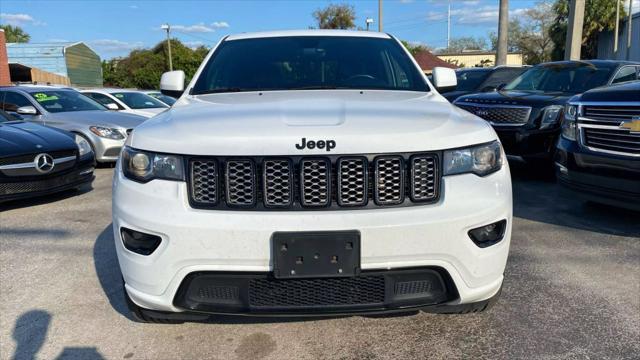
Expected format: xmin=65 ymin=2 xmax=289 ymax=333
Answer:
xmin=89 ymin=39 xmax=144 ymax=52
xmin=446 ymin=6 xmax=527 ymax=25
xmin=426 ymin=11 xmax=446 ymax=21
xmin=211 ymin=21 xmax=229 ymax=29
xmin=47 ymin=38 xmax=69 ymax=43
xmin=0 ymin=13 xmax=45 ymax=26
xmin=129 ymin=5 xmax=139 ymax=9
xmin=183 ymin=40 xmax=208 ymax=49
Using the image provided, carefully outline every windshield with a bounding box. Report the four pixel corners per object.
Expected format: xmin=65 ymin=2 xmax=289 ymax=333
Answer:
xmin=192 ymin=36 xmax=429 ymax=94
xmin=29 ymin=90 xmax=105 ymax=113
xmin=112 ymin=92 xmax=168 ymax=109
xmin=147 ymin=92 xmax=176 ymax=106
xmin=504 ymin=64 xmax=614 ymax=94
xmin=453 ymin=69 xmax=491 ymax=92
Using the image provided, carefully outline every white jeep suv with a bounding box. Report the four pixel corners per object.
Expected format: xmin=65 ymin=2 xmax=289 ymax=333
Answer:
xmin=113 ymin=30 xmax=512 ymax=322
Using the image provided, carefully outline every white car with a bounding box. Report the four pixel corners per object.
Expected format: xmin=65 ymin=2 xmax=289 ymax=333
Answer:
xmin=112 ymin=30 xmax=512 ymax=322
xmin=142 ymin=91 xmax=177 ymax=106
xmin=81 ymin=89 xmax=169 ymax=118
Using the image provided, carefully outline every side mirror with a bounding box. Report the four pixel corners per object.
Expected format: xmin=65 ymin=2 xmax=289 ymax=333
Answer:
xmin=105 ymin=103 xmax=119 ymax=110
xmin=160 ymin=70 xmax=185 ymax=98
xmin=432 ymin=67 xmax=457 ymax=93
xmin=16 ymin=106 xmax=38 ymax=115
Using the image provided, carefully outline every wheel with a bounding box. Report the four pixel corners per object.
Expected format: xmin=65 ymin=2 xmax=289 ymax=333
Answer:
xmin=123 ymin=283 xmax=207 ymax=324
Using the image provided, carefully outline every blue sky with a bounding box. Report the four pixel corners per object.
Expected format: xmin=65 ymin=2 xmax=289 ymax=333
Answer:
xmin=1 ymin=0 xmax=638 ymax=59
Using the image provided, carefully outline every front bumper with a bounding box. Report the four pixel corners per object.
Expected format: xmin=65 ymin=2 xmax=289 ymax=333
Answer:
xmin=555 ymin=137 xmax=640 ymax=211
xmin=85 ymin=132 xmax=126 ymax=163
xmin=113 ymin=164 xmax=512 ymax=314
xmin=495 ymin=126 xmax=559 ymax=159
xmin=0 ymin=156 xmax=95 ymax=203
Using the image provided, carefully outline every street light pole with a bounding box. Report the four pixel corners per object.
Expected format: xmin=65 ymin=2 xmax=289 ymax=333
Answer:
xmin=496 ymin=0 xmax=509 ymax=65
xmin=378 ymin=0 xmax=383 ymax=32
xmin=626 ymin=0 xmax=633 ymax=60
xmin=564 ymin=0 xmax=585 ymax=61
xmin=161 ymin=23 xmax=173 ymax=71
xmin=366 ymin=18 xmax=374 ymax=31
xmin=614 ymin=0 xmax=620 ymax=54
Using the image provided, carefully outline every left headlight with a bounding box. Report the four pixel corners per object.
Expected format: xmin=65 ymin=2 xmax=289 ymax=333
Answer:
xmin=443 ymin=141 xmax=503 ymax=177
xmin=75 ymin=135 xmax=93 ymax=157
xmin=539 ymin=105 xmax=563 ymax=130
xmin=121 ymin=146 xmax=184 ymax=183
xmin=89 ymin=126 xmax=125 ymax=140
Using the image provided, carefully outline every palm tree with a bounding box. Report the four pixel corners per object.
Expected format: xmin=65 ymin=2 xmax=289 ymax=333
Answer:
xmin=0 ymin=25 xmax=31 ymax=43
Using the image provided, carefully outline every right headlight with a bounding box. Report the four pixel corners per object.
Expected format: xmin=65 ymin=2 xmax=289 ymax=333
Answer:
xmin=89 ymin=126 xmax=125 ymax=140
xmin=74 ymin=134 xmax=93 ymax=157
xmin=443 ymin=140 xmax=503 ymax=177
xmin=121 ymin=146 xmax=184 ymax=183
xmin=561 ymin=104 xmax=578 ymax=141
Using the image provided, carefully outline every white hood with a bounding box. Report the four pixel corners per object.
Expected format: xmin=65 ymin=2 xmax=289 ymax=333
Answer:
xmin=130 ymin=90 xmax=497 ymax=155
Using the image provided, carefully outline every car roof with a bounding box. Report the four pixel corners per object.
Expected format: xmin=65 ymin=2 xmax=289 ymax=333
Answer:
xmin=83 ymin=88 xmax=139 ymax=94
xmin=225 ymin=29 xmax=392 ymax=41
xmin=537 ymin=60 xmax=639 ymax=69
xmin=0 ymin=85 xmax=76 ymax=93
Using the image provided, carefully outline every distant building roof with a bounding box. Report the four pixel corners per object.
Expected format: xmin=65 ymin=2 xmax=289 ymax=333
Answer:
xmin=413 ymin=50 xmax=457 ymax=71
xmin=437 ymin=51 xmax=523 ymax=56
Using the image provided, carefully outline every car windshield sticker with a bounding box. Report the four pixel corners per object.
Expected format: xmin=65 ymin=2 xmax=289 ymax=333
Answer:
xmin=115 ymin=94 xmax=124 ymax=98
xmin=33 ymin=93 xmax=59 ymax=102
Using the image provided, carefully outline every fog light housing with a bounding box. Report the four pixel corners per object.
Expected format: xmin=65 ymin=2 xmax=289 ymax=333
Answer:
xmin=468 ymin=220 xmax=507 ymax=248
xmin=121 ymin=227 xmax=162 ymax=255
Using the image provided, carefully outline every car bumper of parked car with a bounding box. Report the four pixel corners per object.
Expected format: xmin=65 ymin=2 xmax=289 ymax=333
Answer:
xmin=494 ymin=126 xmax=559 ymax=160
xmin=112 ymin=163 xmax=512 ymax=315
xmin=555 ymin=137 xmax=640 ymax=211
xmin=86 ymin=133 xmax=126 ymax=163
xmin=0 ymin=156 xmax=95 ymax=203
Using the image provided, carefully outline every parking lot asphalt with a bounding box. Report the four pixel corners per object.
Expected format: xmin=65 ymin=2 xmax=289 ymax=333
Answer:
xmin=1 ymin=163 xmax=639 ymax=360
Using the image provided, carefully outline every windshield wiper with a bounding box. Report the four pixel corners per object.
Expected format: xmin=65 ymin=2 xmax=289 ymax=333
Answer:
xmin=193 ymin=87 xmax=247 ymax=95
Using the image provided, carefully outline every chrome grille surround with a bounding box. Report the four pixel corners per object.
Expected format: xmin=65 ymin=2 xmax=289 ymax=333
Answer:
xmin=187 ymin=153 xmax=440 ymax=211
xmin=225 ymin=160 xmax=256 ymax=206
xmin=577 ymin=102 xmax=640 ymax=158
xmin=456 ymin=103 xmax=532 ymax=126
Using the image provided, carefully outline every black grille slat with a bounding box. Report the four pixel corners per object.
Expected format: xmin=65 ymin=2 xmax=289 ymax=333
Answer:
xmin=263 ymin=159 xmax=293 ymax=207
xmin=187 ymin=153 xmax=441 ymax=210
xmin=190 ymin=160 xmax=218 ymax=204
xmin=583 ymin=128 xmax=640 ymax=155
xmin=374 ymin=157 xmax=404 ymax=205
xmin=0 ymin=149 xmax=77 ymax=166
xmin=583 ymin=106 xmax=640 ymax=122
xmin=249 ymin=276 xmax=385 ymax=307
xmin=457 ymin=104 xmax=531 ymax=124
xmin=411 ymin=155 xmax=438 ymax=202
xmin=337 ymin=158 xmax=367 ymax=206
xmin=300 ymin=159 xmax=330 ymax=207
xmin=225 ymin=160 xmax=256 ymax=206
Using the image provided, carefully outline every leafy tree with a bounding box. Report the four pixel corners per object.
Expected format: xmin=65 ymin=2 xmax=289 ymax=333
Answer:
xmin=0 ymin=25 xmax=30 ymax=43
xmin=313 ymin=4 xmax=356 ymax=29
xmin=437 ymin=37 xmax=487 ymax=54
xmin=489 ymin=1 xmax=555 ymax=65
xmin=549 ymin=0 xmax=626 ymax=60
xmin=102 ymin=39 xmax=209 ymax=89
xmin=400 ymin=40 xmax=433 ymax=56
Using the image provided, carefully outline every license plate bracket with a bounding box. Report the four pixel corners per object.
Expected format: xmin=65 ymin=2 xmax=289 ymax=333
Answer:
xmin=272 ymin=231 xmax=361 ymax=279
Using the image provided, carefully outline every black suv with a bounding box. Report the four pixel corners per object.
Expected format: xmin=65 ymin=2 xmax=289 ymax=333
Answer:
xmin=441 ymin=66 xmax=528 ymax=102
xmin=555 ymin=81 xmax=639 ymax=211
xmin=454 ymin=60 xmax=640 ymax=163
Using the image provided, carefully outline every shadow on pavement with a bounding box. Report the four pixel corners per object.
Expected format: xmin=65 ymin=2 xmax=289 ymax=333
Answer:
xmin=509 ymin=161 xmax=640 ymax=238
xmin=93 ymin=224 xmax=129 ymax=319
xmin=12 ymin=310 xmax=103 ymax=360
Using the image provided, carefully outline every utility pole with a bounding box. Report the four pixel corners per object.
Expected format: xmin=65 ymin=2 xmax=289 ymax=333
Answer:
xmin=626 ymin=0 xmax=633 ymax=60
xmin=447 ymin=0 xmax=451 ymax=48
xmin=496 ymin=0 xmax=509 ymax=65
xmin=564 ymin=0 xmax=585 ymax=60
xmin=161 ymin=23 xmax=173 ymax=71
xmin=614 ymin=0 xmax=620 ymax=54
xmin=378 ymin=0 xmax=383 ymax=32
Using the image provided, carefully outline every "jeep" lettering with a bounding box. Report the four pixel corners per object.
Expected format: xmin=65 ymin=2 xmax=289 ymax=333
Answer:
xmin=295 ymin=138 xmax=336 ymax=152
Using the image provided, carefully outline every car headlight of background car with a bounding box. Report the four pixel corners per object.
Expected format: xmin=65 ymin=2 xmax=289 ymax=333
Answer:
xmin=90 ymin=126 xmax=125 ymax=140
xmin=121 ymin=146 xmax=184 ymax=182
xmin=561 ymin=104 xmax=578 ymax=141
xmin=443 ymin=141 xmax=503 ymax=177
xmin=539 ymin=105 xmax=563 ymax=130
xmin=75 ymin=134 xmax=93 ymax=157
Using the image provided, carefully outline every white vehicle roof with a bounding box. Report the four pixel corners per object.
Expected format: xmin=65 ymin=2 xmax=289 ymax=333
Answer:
xmin=226 ymin=29 xmax=392 ymax=41
xmin=82 ymin=88 xmax=139 ymax=94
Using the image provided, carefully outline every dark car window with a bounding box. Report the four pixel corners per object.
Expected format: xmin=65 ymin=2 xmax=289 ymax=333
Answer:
xmin=480 ymin=68 xmax=526 ymax=90
xmin=454 ymin=70 xmax=491 ymax=92
xmin=0 ymin=109 xmax=17 ymax=122
xmin=3 ymin=91 xmax=34 ymax=112
xmin=28 ymin=90 xmax=106 ymax=113
xmin=148 ymin=92 xmax=176 ymax=106
xmin=611 ymin=66 xmax=638 ymax=84
xmin=504 ymin=63 xmax=615 ymax=94
xmin=85 ymin=92 xmax=124 ymax=109
xmin=192 ymin=36 xmax=429 ymax=94
xmin=111 ymin=92 xmax=168 ymax=109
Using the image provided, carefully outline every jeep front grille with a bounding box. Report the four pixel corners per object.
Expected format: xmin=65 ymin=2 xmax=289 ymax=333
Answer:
xmin=456 ymin=103 xmax=531 ymax=126
xmin=187 ymin=153 xmax=440 ymax=211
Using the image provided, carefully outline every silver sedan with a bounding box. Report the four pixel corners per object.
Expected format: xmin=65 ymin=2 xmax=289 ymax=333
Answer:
xmin=0 ymin=86 xmax=146 ymax=163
